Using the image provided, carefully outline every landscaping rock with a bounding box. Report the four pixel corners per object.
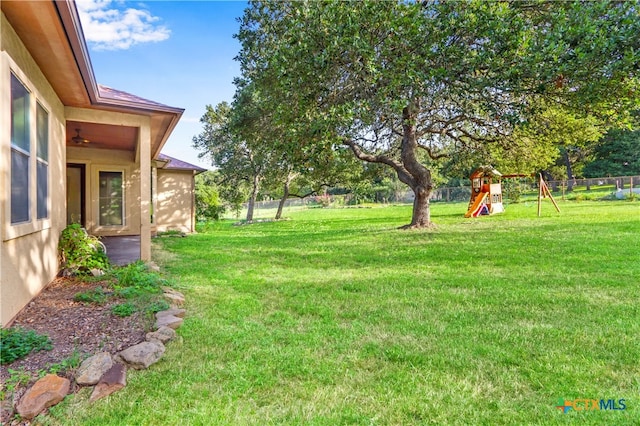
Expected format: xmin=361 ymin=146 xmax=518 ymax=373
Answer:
xmin=90 ymin=268 xmax=105 ymax=277
xmin=117 ymin=341 xmax=165 ymax=370
xmin=156 ymin=308 xmax=186 ymax=319
xmin=155 ymin=314 xmax=183 ymax=330
xmin=89 ymin=364 xmax=127 ymax=402
xmin=146 ymin=261 xmax=161 ymax=273
xmin=15 ymin=374 xmax=70 ymax=420
xmin=146 ymin=326 xmax=177 ymax=344
xmin=162 ymin=288 xmax=185 ymax=306
xmin=76 ymin=352 xmax=113 ymax=386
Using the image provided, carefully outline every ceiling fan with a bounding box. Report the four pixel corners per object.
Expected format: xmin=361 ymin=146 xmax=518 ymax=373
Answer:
xmin=72 ymin=128 xmax=90 ymax=144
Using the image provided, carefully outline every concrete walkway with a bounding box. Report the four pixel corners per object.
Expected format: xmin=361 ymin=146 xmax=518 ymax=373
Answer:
xmin=100 ymin=236 xmax=141 ymax=266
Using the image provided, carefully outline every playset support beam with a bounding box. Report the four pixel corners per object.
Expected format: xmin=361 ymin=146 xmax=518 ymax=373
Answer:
xmin=537 ymin=173 xmax=560 ymax=217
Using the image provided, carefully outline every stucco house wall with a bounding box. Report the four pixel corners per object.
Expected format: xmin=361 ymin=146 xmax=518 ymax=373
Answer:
xmin=1 ymin=1 xmax=184 ymax=327
xmin=1 ymin=13 xmax=67 ymax=326
xmin=156 ymin=169 xmax=197 ymax=233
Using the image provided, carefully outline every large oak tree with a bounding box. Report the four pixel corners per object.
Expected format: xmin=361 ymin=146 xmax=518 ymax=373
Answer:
xmin=235 ymin=1 xmax=639 ymax=228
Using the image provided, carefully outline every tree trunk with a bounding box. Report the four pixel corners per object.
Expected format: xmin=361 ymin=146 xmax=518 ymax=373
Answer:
xmin=246 ymin=173 xmax=260 ymax=222
xmin=409 ymin=185 xmax=432 ymax=228
xmin=562 ymin=148 xmax=574 ymax=191
xmin=400 ymin=101 xmax=435 ymax=229
xmin=275 ymin=175 xmax=291 ymax=220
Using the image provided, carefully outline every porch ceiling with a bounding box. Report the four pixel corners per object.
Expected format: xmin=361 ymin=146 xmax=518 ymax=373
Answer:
xmin=66 ymin=121 xmax=138 ymax=151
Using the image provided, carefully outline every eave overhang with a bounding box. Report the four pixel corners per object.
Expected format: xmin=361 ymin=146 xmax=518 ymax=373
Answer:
xmin=1 ymin=0 xmax=183 ymax=158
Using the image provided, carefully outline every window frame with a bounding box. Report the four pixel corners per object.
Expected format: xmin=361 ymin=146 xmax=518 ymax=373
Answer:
xmin=10 ymin=72 xmax=31 ymax=224
xmin=4 ymin=60 xmax=52 ymax=241
xmin=36 ymin=101 xmax=50 ymax=220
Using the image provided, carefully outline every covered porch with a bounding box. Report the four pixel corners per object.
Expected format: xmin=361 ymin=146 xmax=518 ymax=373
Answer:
xmin=100 ymin=236 xmax=141 ymax=266
xmin=64 ymin=88 xmax=182 ymax=265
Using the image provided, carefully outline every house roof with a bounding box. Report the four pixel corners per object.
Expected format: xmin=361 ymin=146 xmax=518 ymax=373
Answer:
xmin=157 ymin=153 xmax=207 ymax=173
xmin=98 ymin=85 xmax=179 ymax=111
xmin=1 ymin=0 xmax=184 ymax=158
xmin=470 ymin=166 xmax=502 ymax=179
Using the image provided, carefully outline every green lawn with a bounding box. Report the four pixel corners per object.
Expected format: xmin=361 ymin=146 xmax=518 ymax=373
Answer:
xmin=50 ymin=200 xmax=639 ymax=425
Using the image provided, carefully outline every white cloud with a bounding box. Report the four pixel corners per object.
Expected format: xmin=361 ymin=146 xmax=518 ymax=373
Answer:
xmin=77 ymin=0 xmax=170 ymax=50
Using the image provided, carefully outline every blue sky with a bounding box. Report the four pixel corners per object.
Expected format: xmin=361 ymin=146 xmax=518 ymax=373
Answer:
xmin=77 ymin=0 xmax=248 ymax=169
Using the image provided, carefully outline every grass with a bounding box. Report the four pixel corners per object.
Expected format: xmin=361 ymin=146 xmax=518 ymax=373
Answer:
xmin=48 ymin=200 xmax=639 ymax=425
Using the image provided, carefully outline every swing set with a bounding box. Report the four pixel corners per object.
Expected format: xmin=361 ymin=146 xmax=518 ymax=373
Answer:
xmin=464 ymin=166 xmax=560 ymax=218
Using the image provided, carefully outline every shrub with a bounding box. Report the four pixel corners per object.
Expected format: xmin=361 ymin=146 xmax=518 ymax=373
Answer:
xmin=1 ymin=368 xmax=32 ymax=399
xmin=145 ymin=299 xmax=170 ymax=314
xmin=58 ymin=224 xmax=110 ymax=274
xmin=46 ymin=350 xmax=84 ymax=375
xmin=111 ymin=303 xmax=137 ymax=317
xmin=503 ymin=182 xmax=523 ymax=203
xmin=315 ymin=194 xmax=332 ymax=208
xmin=112 ymin=261 xmax=165 ymax=293
xmin=0 ymin=327 xmax=53 ymax=364
xmin=74 ymin=286 xmax=108 ymax=304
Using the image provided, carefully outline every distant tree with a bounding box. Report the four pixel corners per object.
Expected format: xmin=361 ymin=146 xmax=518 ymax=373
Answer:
xmin=584 ymin=130 xmax=640 ymax=177
xmin=499 ymin=105 xmax=604 ymax=187
xmin=236 ymin=1 xmax=640 ymax=228
xmin=192 ymin=97 xmax=270 ymax=222
xmin=194 ymin=171 xmax=224 ymax=221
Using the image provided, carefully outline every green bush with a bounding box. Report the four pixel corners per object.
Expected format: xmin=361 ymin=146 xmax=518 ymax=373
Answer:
xmin=1 ymin=368 xmax=31 ymax=400
xmin=46 ymin=350 xmax=84 ymax=375
xmin=74 ymin=287 xmax=108 ymax=304
xmin=58 ymin=224 xmax=110 ymax=274
xmin=145 ymin=299 xmax=170 ymax=314
xmin=112 ymin=261 xmax=165 ymax=293
xmin=0 ymin=327 xmax=53 ymax=364
xmin=114 ymin=286 xmax=148 ymax=299
xmin=111 ymin=303 xmax=137 ymax=317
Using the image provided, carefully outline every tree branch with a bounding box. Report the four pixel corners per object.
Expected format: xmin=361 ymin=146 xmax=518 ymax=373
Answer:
xmin=416 ymin=143 xmax=449 ymax=160
xmin=342 ymin=137 xmax=415 ymax=186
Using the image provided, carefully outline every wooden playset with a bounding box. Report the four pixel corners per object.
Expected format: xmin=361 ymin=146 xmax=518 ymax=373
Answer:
xmin=465 ymin=166 xmax=504 ymax=218
xmin=464 ymin=166 xmax=560 ymax=218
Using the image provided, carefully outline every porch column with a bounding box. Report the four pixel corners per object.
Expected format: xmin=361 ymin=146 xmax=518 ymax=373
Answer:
xmin=191 ymin=170 xmax=197 ymax=233
xmin=138 ymin=123 xmax=151 ymax=261
xmin=151 ymin=165 xmax=158 ymax=234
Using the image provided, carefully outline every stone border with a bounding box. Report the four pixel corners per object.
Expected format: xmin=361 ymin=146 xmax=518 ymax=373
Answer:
xmin=12 ymin=287 xmax=185 ymax=421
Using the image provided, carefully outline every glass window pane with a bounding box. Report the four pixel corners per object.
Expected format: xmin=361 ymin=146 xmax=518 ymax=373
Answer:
xmin=37 ymin=161 xmax=48 ymax=219
xmin=11 ymin=149 xmax=30 ymax=223
xmin=100 ymin=200 xmax=123 ymax=226
xmin=99 ymin=172 xmax=122 ymax=197
xmin=11 ymin=74 xmax=30 ymax=152
xmin=99 ymin=171 xmax=123 ymax=226
xmin=37 ymin=103 xmax=48 ymax=161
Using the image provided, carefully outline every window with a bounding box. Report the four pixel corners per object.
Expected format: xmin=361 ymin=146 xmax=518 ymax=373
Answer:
xmin=99 ymin=171 xmax=124 ymax=226
xmin=5 ymin=62 xmax=52 ymax=240
xmin=10 ymin=73 xmax=30 ymax=224
xmin=36 ymin=103 xmax=49 ymax=219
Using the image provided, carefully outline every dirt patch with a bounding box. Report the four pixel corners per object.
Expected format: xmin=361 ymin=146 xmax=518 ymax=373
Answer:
xmin=1 ymin=277 xmax=149 ymax=423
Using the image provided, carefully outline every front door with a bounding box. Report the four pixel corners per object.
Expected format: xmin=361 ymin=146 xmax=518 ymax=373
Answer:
xmin=66 ymin=164 xmax=86 ymax=227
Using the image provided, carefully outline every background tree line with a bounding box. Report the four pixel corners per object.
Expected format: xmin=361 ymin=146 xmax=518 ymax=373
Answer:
xmin=193 ymin=1 xmax=639 ymax=226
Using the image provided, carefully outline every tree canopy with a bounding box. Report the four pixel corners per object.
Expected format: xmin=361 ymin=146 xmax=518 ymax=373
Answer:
xmin=584 ymin=129 xmax=640 ymax=177
xmin=231 ymin=0 xmax=639 ymax=227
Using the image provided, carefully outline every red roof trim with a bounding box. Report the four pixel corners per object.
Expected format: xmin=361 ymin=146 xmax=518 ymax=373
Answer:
xmin=157 ymin=153 xmax=207 ymax=173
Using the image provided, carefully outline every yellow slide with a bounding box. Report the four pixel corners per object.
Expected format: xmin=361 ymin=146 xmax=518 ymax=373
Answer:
xmin=464 ymin=191 xmax=488 ymax=218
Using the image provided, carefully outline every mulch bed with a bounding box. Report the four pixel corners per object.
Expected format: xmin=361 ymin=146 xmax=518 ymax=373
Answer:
xmin=1 ymin=277 xmax=148 ymax=424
